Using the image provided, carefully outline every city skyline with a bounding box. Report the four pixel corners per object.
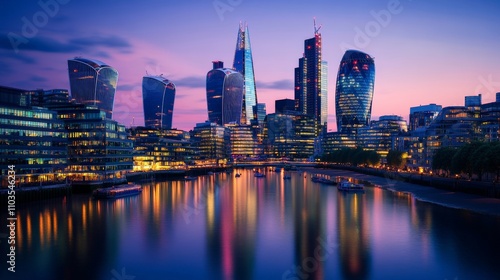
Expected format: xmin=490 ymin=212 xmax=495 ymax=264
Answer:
xmin=1 ymin=0 xmax=500 ymax=131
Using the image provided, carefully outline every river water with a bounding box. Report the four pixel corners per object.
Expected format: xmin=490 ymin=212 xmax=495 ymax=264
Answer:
xmin=2 ymin=168 xmax=500 ymax=280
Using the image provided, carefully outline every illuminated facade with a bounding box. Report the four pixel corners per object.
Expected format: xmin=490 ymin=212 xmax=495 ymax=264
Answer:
xmin=233 ymin=23 xmax=258 ymax=125
xmin=294 ymin=29 xmax=327 ymax=135
xmin=357 ymin=115 xmax=408 ymax=157
xmin=206 ymin=61 xmax=244 ymax=125
xmin=225 ymin=124 xmax=263 ymax=161
xmin=142 ymin=75 xmax=176 ymax=129
xmin=57 ymin=104 xmax=133 ymax=184
xmin=335 ymin=50 xmax=375 ymax=134
xmin=409 ymin=104 xmax=442 ymax=131
xmin=190 ymin=121 xmax=228 ymax=164
xmin=263 ymin=113 xmax=316 ymax=160
xmin=0 ymin=86 xmax=68 ymax=187
xmin=479 ymin=101 xmax=500 ymax=142
xmin=128 ymin=127 xmax=192 ymax=171
xmin=68 ymin=57 xmax=118 ymax=119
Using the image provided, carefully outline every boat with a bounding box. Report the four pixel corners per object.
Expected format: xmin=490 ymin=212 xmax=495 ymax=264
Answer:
xmin=184 ymin=176 xmax=197 ymax=181
xmin=235 ymin=173 xmax=241 ymax=178
xmin=337 ymin=180 xmax=365 ymax=192
xmin=311 ymin=175 xmax=336 ymax=185
xmin=92 ymin=184 xmax=142 ymax=199
xmin=254 ymin=172 xmax=265 ymax=178
xmin=207 ymin=171 xmax=214 ymax=175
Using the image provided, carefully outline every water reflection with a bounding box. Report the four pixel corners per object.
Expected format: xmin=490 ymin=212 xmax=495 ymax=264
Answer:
xmin=4 ymin=169 xmax=500 ymax=280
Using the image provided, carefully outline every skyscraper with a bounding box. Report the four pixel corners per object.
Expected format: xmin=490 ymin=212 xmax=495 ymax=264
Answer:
xmin=335 ymin=50 xmax=375 ymax=134
xmin=233 ymin=23 xmax=258 ymax=125
xmin=142 ymin=75 xmax=176 ymax=129
xmin=294 ymin=23 xmax=327 ymax=135
xmin=68 ymin=57 xmax=118 ymax=119
xmin=206 ymin=61 xmax=244 ymax=125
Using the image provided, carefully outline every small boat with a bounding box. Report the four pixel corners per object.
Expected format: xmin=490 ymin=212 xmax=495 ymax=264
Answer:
xmin=337 ymin=180 xmax=365 ymax=192
xmin=207 ymin=171 xmax=214 ymax=175
xmin=92 ymin=184 xmax=142 ymax=199
xmin=254 ymin=172 xmax=265 ymax=178
xmin=235 ymin=173 xmax=241 ymax=178
xmin=184 ymin=176 xmax=197 ymax=181
xmin=311 ymin=175 xmax=336 ymax=185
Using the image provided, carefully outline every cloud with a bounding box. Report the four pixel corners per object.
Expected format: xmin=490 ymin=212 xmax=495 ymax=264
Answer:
xmin=175 ymin=76 xmax=205 ymax=88
xmin=0 ymin=34 xmax=132 ymax=54
xmin=257 ymin=79 xmax=293 ymax=90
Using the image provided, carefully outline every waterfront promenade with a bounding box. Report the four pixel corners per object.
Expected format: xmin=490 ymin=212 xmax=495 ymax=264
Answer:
xmin=307 ymin=167 xmax=500 ymax=216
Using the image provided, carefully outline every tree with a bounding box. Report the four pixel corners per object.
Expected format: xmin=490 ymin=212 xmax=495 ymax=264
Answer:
xmin=386 ymin=150 xmax=405 ymax=169
xmin=432 ymin=147 xmax=457 ymax=176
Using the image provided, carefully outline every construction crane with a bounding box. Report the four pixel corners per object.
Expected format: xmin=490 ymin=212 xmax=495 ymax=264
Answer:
xmin=313 ymin=17 xmax=322 ymax=34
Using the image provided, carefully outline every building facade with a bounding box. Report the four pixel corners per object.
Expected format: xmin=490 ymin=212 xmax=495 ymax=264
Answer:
xmin=128 ymin=127 xmax=192 ymax=171
xmin=68 ymin=57 xmax=118 ymax=119
xmin=142 ymin=75 xmax=176 ymax=129
xmin=409 ymin=104 xmax=442 ymax=131
xmin=190 ymin=121 xmax=228 ymax=166
xmin=233 ymin=23 xmax=258 ymax=125
xmin=335 ymin=50 xmax=375 ymax=134
xmin=294 ymin=28 xmax=327 ymax=135
xmin=206 ymin=61 xmax=244 ymax=125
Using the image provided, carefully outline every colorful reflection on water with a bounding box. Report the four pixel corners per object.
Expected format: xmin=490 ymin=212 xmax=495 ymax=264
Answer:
xmin=2 ymin=169 xmax=500 ymax=280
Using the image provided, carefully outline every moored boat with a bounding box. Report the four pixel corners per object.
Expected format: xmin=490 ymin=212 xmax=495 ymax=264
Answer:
xmin=311 ymin=175 xmax=336 ymax=185
xmin=184 ymin=176 xmax=197 ymax=181
xmin=92 ymin=184 xmax=142 ymax=199
xmin=337 ymin=180 xmax=365 ymax=192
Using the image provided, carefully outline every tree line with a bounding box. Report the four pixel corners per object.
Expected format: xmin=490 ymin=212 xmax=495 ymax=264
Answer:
xmin=432 ymin=141 xmax=500 ymax=181
xmin=321 ymin=147 xmax=381 ymax=166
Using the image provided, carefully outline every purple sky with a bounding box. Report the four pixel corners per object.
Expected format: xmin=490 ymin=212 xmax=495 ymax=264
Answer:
xmin=1 ymin=0 xmax=499 ymax=131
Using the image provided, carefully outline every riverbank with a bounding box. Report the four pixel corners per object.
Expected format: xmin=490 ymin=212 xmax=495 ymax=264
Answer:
xmin=306 ymin=167 xmax=500 ymax=216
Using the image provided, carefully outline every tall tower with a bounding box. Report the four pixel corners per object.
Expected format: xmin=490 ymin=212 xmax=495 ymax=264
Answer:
xmin=294 ymin=20 xmax=327 ymax=136
xmin=68 ymin=57 xmax=118 ymax=119
xmin=233 ymin=23 xmax=258 ymax=125
xmin=142 ymin=75 xmax=176 ymax=129
xmin=335 ymin=50 xmax=375 ymax=134
xmin=206 ymin=61 xmax=244 ymax=125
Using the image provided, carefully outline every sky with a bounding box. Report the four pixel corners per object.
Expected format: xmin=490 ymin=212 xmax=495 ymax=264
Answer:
xmin=1 ymin=0 xmax=500 ymax=132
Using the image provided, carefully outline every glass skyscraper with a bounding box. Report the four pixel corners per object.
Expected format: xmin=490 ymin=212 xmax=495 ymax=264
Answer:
xmin=142 ymin=75 xmax=176 ymax=130
xmin=335 ymin=50 xmax=375 ymax=133
xmin=68 ymin=57 xmax=118 ymax=119
xmin=233 ymin=23 xmax=258 ymax=125
xmin=206 ymin=61 xmax=244 ymax=125
xmin=294 ymin=28 xmax=327 ymax=136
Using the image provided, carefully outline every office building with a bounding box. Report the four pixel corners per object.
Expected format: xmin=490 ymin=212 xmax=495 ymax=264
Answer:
xmin=206 ymin=61 xmax=244 ymax=125
xmin=142 ymin=75 xmax=176 ymax=129
xmin=226 ymin=124 xmax=263 ymax=161
xmin=68 ymin=57 xmax=118 ymax=119
xmin=233 ymin=23 xmax=258 ymax=125
xmin=409 ymin=104 xmax=442 ymax=131
xmin=190 ymin=121 xmax=228 ymax=165
xmin=465 ymin=94 xmax=482 ymax=107
xmin=335 ymin=50 xmax=375 ymax=134
xmin=294 ymin=24 xmax=327 ymax=135
xmin=128 ymin=127 xmax=192 ymax=171
xmin=0 ymin=86 xmax=68 ymax=187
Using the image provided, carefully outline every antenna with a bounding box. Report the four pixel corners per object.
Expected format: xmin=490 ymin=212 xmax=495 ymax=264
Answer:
xmin=313 ymin=17 xmax=322 ymax=34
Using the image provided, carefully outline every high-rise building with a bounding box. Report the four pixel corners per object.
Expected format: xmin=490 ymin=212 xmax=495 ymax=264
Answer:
xmin=497 ymin=92 xmax=500 ymax=102
xmin=190 ymin=121 xmax=228 ymax=164
xmin=335 ymin=50 xmax=375 ymax=134
xmin=294 ymin=24 xmax=327 ymax=135
xmin=206 ymin=61 xmax=244 ymax=125
xmin=68 ymin=57 xmax=118 ymax=119
xmin=409 ymin=104 xmax=442 ymax=131
xmin=233 ymin=23 xmax=258 ymax=125
xmin=142 ymin=75 xmax=176 ymax=130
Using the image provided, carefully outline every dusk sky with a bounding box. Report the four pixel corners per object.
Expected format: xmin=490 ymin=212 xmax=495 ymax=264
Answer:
xmin=1 ymin=0 xmax=499 ymax=131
